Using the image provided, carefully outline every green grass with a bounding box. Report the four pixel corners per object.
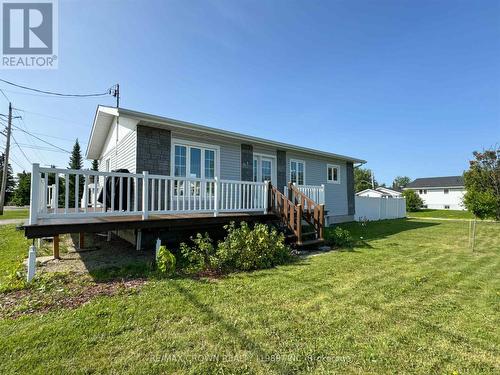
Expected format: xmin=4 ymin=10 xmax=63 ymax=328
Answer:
xmin=0 ymin=225 xmax=30 ymax=285
xmin=408 ymin=209 xmax=475 ymax=220
xmin=0 ymin=219 xmax=499 ymax=374
xmin=0 ymin=209 xmax=29 ymax=220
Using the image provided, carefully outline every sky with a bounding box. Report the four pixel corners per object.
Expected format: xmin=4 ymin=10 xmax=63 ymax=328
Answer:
xmin=1 ymin=0 xmax=499 ymax=185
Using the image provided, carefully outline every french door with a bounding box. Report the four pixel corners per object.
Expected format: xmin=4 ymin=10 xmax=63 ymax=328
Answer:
xmin=253 ymin=156 xmax=274 ymax=183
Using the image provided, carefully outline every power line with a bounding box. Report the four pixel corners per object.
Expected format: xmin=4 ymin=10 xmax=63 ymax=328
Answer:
xmin=12 ymin=108 xmax=89 ymax=128
xmin=11 ymin=124 xmax=70 ymax=153
xmin=11 ymin=134 xmax=32 ymax=164
xmin=0 ymin=78 xmax=114 ymax=98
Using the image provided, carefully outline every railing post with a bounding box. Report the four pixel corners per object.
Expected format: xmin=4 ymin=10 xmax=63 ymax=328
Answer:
xmin=142 ymin=171 xmax=149 ymax=220
xmin=287 ymin=182 xmax=293 ymax=202
xmin=319 ymin=204 xmax=325 ymax=240
xmin=29 ymin=163 xmax=40 ymax=225
xmin=264 ymin=181 xmax=269 ymax=214
xmin=296 ymin=204 xmax=303 ymax=245
xmin=320 ymin=184 xmax=325 ymax=205
xmin=213 ymin=176 xmax=219 ymax=217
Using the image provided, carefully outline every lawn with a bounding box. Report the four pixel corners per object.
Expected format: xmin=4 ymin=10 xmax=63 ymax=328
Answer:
xmin=0 ymin=219 xmax=499 ymax=374
xmin=0 ymin=225 xmax=31 ymax=285
xmin=408 ymin=209 xmax=475 ymax=220
xmin=0 ymin=209 xmax=29 ymax=220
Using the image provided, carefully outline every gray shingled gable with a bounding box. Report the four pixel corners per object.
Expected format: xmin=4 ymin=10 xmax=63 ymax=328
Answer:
xmin=406 ymin=176 xmax=464 ymax=188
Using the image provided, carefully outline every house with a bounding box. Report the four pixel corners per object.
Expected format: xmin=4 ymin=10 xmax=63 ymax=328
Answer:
xmin=404 ymin=176 xmax=465 ymax=210
xmin=356 ymin=187 xmax=402 ymax=198
xmin=23 ymin=106 xmax=365 ymax=253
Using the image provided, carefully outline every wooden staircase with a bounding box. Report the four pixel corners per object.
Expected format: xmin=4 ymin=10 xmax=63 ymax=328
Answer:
xmin=268 ymin=182 xmax=325 ymax=247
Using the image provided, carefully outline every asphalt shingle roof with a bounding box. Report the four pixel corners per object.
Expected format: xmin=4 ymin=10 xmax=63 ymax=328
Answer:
xmin=406 ymin=176 xmax=464 ymax=188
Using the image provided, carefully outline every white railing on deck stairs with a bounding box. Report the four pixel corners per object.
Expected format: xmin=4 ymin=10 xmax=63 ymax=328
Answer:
xmin=29 ymin=164 xmax=269 ymax=225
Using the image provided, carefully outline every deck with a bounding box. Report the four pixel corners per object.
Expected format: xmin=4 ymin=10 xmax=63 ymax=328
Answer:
xmin=23 ymin=211 xmax=274 ymax=238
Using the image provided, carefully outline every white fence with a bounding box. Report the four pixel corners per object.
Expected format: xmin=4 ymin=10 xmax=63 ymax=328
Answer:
xmin=355 ymin=196 xmax=406 ymax=221
xmin=29 ymin=164 xmax=268 ymax=225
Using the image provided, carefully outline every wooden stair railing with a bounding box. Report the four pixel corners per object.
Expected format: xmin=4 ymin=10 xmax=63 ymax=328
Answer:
xmin=287 ymin=182 xmax=325 ymax=242
xmin=268 ymin=184 xmax=304 ymax=244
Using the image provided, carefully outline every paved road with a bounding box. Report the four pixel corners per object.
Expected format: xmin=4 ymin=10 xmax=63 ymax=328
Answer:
xmin=0 ymin=219 xmax=26 ymax=226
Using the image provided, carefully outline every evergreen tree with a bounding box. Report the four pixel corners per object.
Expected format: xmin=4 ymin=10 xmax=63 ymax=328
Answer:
xmin=0 ymin=153 xmax=15 ymax=203
xmin=12 ymin=171 xmax=31 ymax=206
xmin=68 ymin=139 xmax=84 ymax=208
xmin=91 ymin=159 xmax=99 ymax=171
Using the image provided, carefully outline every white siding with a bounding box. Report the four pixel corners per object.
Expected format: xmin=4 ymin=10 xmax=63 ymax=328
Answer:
xmin=98 ymin=119 xmax=137 ymax=173
xmin=410 ymin=187 xmax=466 ymax=210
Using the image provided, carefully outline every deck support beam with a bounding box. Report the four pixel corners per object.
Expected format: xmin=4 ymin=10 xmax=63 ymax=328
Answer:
xmin=53 ymin=235 xmax=60 ymax=259
xmin=136 ymin=230 xmax=142 ymax=251
xmin=79 ymin=232 xmax=85 ymax=249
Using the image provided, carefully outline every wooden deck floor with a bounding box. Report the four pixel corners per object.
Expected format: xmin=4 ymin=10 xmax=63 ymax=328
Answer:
xmin=22 ymin=212 xmax=276 ymax=239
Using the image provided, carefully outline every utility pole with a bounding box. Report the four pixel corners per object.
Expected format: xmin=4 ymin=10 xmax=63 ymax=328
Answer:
xmin=0 ymin=103 xmax=12 ymax=215
xmin=113 ymin=84 xmax=120 ymax=169
xmin=371 ymin=170 xmax=375 ymax=189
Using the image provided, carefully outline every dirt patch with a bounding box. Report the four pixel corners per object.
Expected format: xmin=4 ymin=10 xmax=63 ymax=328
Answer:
xmin=38 ymin=233 xmax=154 ymax=275
xmin=0 ymin=277 xmax=147 ymax=319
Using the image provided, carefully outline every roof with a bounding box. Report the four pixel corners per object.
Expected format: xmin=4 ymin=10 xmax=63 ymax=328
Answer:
xmin=356 ymin=189 xmax=386 ymax=196
xmin=406 ymin=176 xmax=464 ymax=189
xmin=86 ymin=105 xmax=366 ymax=164
xmin=376 ymin=187 xmax=402 ymax=195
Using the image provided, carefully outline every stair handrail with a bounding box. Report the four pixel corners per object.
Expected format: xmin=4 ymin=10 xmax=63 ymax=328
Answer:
xmin=287 ymin=182 xmax=325 ymax=241
xmin=268 ymin=184 xmax=303 ymax=244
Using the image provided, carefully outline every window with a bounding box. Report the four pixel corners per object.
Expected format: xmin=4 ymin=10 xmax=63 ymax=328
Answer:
xmin=261 ymin=159 xmax=272 ymax=182
xmin=327 ymin=164 xmax=340 ymax=184
xmin=173 ymin=141 xmax=218 ymax=196
xmin=444 ymin=189 xmax=449 ymax=194
xmin=444 ymin=205 xmax=450 ymax=209
xmin=419 ymin=189 xmax=427 ymax=194
xmin=253 ymin=155 xmax=274 ymax=183
xmin=174 ymin=145 xmax=187 ymax=177
xmin=290 ymin=160 xmax=305 ymax=185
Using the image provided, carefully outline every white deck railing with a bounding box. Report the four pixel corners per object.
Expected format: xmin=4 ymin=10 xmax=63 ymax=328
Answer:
xmin=29 ymin=164 xmax=268 ymax=225
xmin=284 ymin=184 xmax=325 ymax=207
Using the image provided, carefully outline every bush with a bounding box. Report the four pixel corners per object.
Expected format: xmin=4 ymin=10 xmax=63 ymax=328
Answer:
xmin=326 ymin=227 xmax=353 ymax=248
xmin=402 ymin=190 xmax=423 ymax=212
xmin=216 ymin=222 xmax=291 ymax=272
xmin=156 ymin=246 xmax=176 ymax=276
xmin=178 ymin=233 xmax=216 ymax=274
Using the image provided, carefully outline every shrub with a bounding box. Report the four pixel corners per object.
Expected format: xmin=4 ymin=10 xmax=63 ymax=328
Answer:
xmin=178 ymin=233 xmax=216 ymax=274
xmin=156 ymin=246 xmax=176 ymax=276
xmin=326 ymin=227 xmax=353 ymax=248
xmin=216 ymin=222 xmax=291 ymax=272
xmin=402 ymin=190 xmax=423 ymax=212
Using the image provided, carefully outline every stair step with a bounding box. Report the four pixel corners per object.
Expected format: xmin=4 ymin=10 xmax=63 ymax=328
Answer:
xmin=301 ymin=231 xmax=317 ymax=237
xmin=297 ymin=239 xmax=324 ymax=247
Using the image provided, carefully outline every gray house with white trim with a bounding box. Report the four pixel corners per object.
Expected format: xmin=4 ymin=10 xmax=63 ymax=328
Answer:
xmin=86 ymin=106 xmax=365 ymax=224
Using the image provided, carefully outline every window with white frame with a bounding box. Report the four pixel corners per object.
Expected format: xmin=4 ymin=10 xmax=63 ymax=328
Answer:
xmin=444 ymin=189 xmax=449 ymax=194
xmin=327 ymin=164 xmax=340 ymax=184
xmin=290 ymin=159 xmax=305 ymax=185
xmin=173 ymin=142 xmax=217 ymax=196
xmin=253 ymin=155 xmax=274 ymax=183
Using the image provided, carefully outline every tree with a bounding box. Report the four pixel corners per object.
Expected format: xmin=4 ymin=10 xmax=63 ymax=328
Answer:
xmin=68 ymin=139 xmax=84 ymax=208
xmin=91 ymin=159 xmax=99 ymax=171
xmin=11 ymin=171 xmax=31 ymax=206
xmin=463 ymin=147 xmax=500 ymax=220
xmin=354 ymin=168 xmax=377 ymax=192
xmin=0 ymin=153 xmax=15 ymax=203
xmin=392 ymin=176 xmax=411 ymax=190
xmin=402 ymin=190 xmax=423 ymax=212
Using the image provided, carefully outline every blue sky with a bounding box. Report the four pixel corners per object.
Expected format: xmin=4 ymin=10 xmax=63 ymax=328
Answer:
xmin=1 ymin=0 xmax=499 ymax=185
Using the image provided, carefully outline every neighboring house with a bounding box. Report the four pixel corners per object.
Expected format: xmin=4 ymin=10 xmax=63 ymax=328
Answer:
xmin=357 ymin=187 xmax=402 ymax=198
xmin=86 ymin=106 xmax=365 ymax=224
xmin=404 ymin=176 xmax=465 ymax=210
